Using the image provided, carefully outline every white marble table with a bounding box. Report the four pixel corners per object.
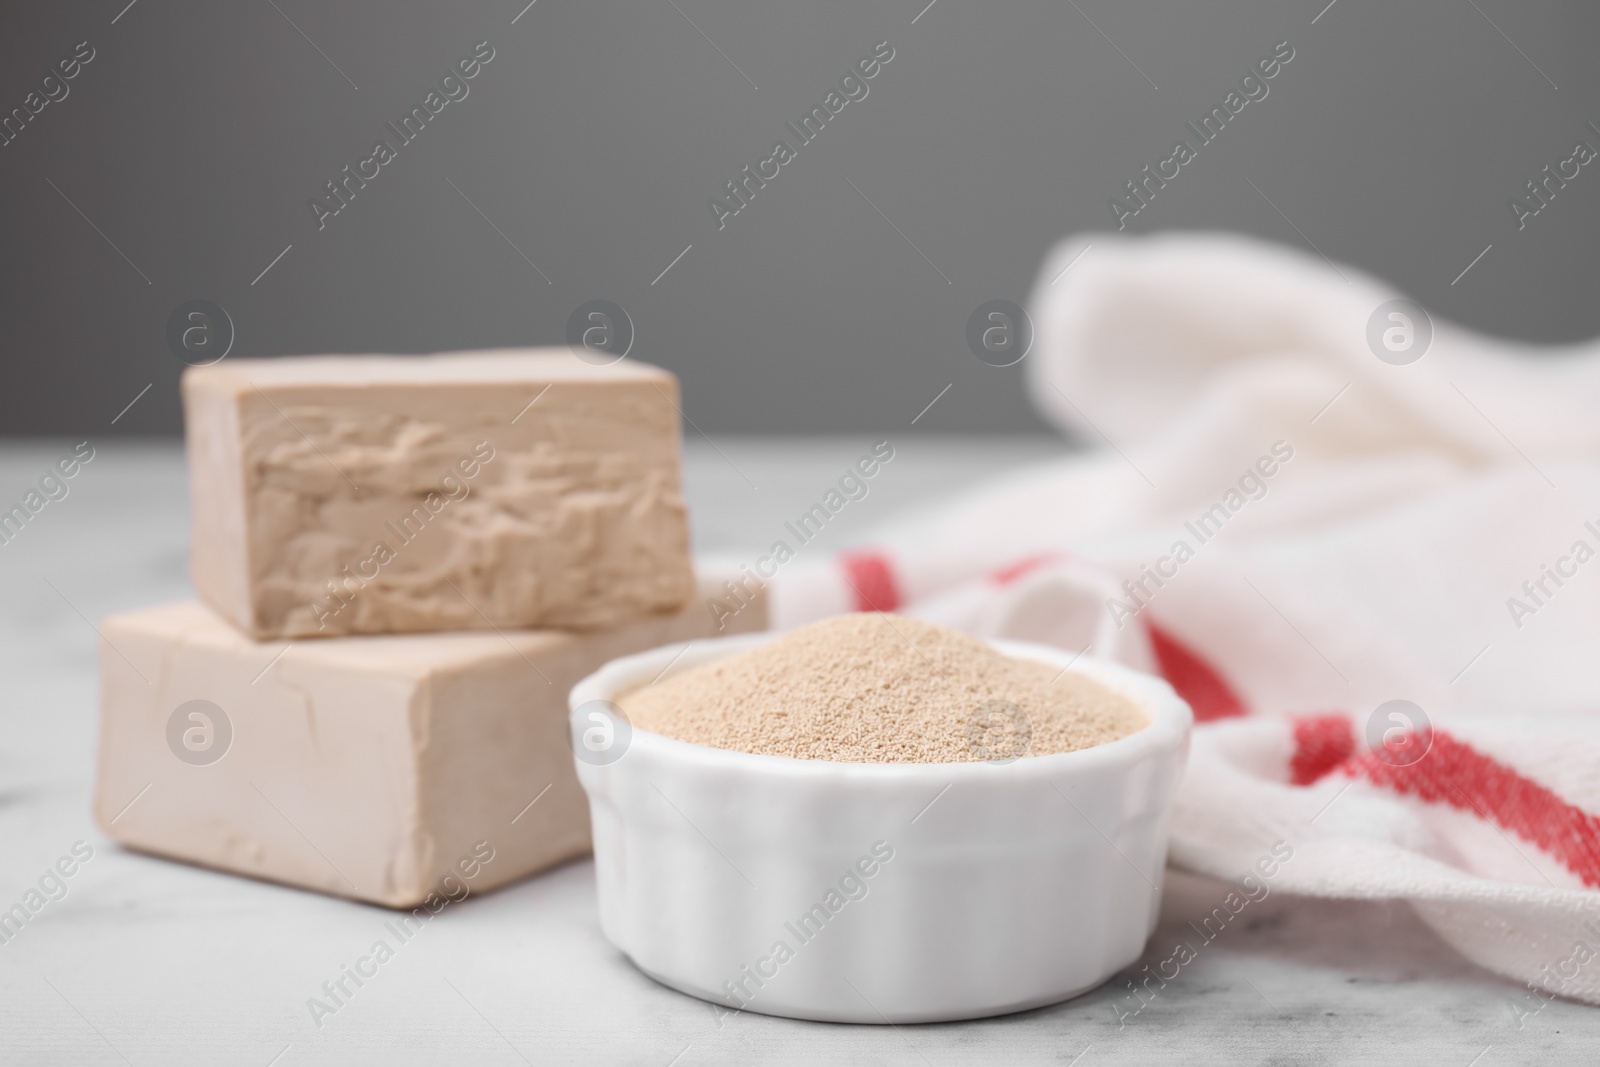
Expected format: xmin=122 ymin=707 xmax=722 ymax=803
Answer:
xmin=0 ymin=438 xmax=1593 ymax=1065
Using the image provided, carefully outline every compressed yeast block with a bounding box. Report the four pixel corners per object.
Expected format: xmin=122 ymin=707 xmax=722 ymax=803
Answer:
xmin=183 ymin=348 xmax=694 ymax=639
xmin=93 ymin=578 xmax=767 ymax=908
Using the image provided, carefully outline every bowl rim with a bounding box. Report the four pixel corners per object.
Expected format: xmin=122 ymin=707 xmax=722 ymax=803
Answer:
xmin=569 ymin=629 xmax=1193 ymax=782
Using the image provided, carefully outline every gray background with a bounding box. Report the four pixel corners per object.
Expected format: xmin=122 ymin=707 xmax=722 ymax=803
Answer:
xmin=2 ymin=0 xmax=1596 ymax=436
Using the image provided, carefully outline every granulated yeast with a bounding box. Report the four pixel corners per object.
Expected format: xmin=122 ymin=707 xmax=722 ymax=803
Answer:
xmin=617 ymin=613 xmax=1146 ymax=763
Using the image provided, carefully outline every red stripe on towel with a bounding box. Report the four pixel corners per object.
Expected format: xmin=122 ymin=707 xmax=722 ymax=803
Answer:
xmin=1146 ymin=622 xmax=1249 ymax=722
xmin=839 ymin=551 xmax=902 ymax=613
xmin=1289 ymin=714 xmax=1357 ymax=785
xmin=1347 ymin=730 xmax=1600 ymax=889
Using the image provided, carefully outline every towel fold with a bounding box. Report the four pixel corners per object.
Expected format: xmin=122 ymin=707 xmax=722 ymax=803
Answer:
xmin=770 ymin=232 xmax=1600 ymax=1007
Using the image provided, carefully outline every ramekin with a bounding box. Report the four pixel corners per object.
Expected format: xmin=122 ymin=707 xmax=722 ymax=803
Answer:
xmin=569 ymin=632 xmax=1192 ymax=1024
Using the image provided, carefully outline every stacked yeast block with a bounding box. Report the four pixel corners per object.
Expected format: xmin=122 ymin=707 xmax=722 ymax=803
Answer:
xmin=94 ymin=587 xmax=762 ymax=908
xmin=95 ymin=349 xmax=764 ymax=908
xmin=183 ymin=350 xmax=694 ymax=638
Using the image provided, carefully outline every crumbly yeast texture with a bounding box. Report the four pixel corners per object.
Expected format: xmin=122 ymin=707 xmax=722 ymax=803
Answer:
xmin=182 ymin=349 xmax=694 ymax=639
xmin=618 ymin=613 xmax=1147 ymax=763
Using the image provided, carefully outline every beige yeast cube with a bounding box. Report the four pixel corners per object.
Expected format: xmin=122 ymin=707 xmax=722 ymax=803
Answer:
xmin=93 ymin=584 xmax=765 ymax=908
xmin=183 ymin=349 xmax=694 ymax=639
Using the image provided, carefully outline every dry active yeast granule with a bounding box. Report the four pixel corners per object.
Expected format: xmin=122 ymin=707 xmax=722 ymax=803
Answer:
xmin=617 ymin=613 xmax=1146 ymax=763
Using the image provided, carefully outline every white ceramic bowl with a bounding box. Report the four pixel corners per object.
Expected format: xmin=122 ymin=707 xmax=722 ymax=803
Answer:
xmin=569 ymin=632 xmax=1191 ymax=1024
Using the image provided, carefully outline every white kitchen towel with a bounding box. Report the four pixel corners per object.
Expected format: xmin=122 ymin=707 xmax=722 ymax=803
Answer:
xmin=764 ymin=232 xmax=1600 ymax=1008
